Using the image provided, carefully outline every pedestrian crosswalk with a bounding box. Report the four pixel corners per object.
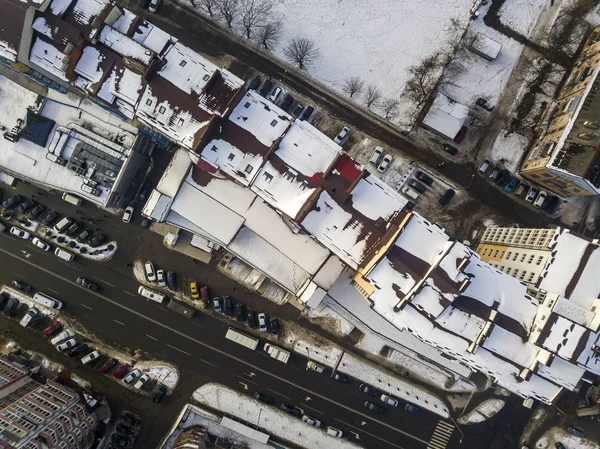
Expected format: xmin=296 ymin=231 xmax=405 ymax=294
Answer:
xmin=427 ymin=421 xmax=454 ymax=449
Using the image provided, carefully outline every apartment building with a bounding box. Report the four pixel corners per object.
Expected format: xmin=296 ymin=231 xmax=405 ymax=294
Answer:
xmin=476 ymin=226 xmax=558 ymax=285
xmin=0 ymin=357 xmax=96 ymax=449
xmin=520 ymin=25 xmax=600 ymax=197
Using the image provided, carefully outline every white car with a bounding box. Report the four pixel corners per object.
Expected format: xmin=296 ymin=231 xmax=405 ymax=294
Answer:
xmin=156 ymin=269 xmax=166 ymax=288
xmin=32 ymin=237 xmax=51 ymax=251
xmin=20 ymin=308 xmax=39 ymax=328
xmin=377 ymin=154 xmax=392 ymax=172
xmin=123 ymin=369 xmax=142 ymax=385
xmin=145 ymin=262 xmax=157 ymax=282
xmin=268 ymin=86 xmax=282 ymax=103
xmin=333 ymin=126 xmax=350 ymax=145
xmin=258 ymin=313 xmax=267 ymax=332
xmin=10 ymin=227 xmax=30 ymax=239
xmin=534 ymin=191 xmax=547 ymax=208
xmin=134 ymin=374 xmax=150 ymax=390
xmin=370 ymin=146 xmax=383 ymax=165
xmin=50 ymin=330 xmax=74 ymax=345
xmin=380 ymin=393 xmax=398 ymax=407
xmin=302 ymin=415 xmax=321 ymax=427
xmin=56 ymin=338 xmax=77 ymax=351
xmin=326 ymin=426 xmax=343 ymax=438
xmin=122 ymin=206 xmax=134 ymax=223
xmin=81 ymin=350 xmax=101 ymax=365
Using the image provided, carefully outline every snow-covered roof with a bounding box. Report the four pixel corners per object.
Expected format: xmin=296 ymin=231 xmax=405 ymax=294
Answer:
xmin=112 ymin=63 xmax=145 ymax=107
xmin=229 ymin=90 xmax=291 ymax=147
xmin=394 ymin=214 xmax=450 ymax=267
xmin=49 ymin=0 xmax=73 ymax=16
xmin=470 ymin=32 xmax=502 ymax=60
xmin=351 ymin=175 xmax=408 ymax=222
xmin=540 ymin=315 xmax=587 ymax=361
xmin=312 ymin=256 xmax=345 ymax=290
xmin=142 ymin=189 xmax=172 ymax=222
xmin=158 ymin=41 xmax=218 ymax=94
xmin=156 ymin=148 xmax=192 ymax=197
xmin=422 ymin=93 xmax=468 ymax=140
xmin=74 ymin=45 xmax=106 ymax=83
xmin=60 ymin=0 xmax=109 ymax=38
xmin=110 ymin=9 xmax=136 ymax=35
xmin=553 ymin=296 xmax=595 ymax=328
xmin=29 ymin=37 xmax=69 ymax=82
xmin=32 ymin=17 xmax=53 ymax=39
xmin=99 ymin=25 xmax=154 ymax=65
xmin=133 ymin=21 xmax=173 ymax=55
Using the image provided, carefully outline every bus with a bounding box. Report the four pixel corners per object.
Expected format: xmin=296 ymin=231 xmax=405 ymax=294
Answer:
xmin=225 ymin=327 xmax=259 ymax=350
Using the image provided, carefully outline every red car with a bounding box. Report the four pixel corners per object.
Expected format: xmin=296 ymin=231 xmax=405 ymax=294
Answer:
xmin=453 ymin=125 xmax=468 ymax=144
xmin=100 ymin=358 xmax=117 ymax=374
xmin=113 ymin=363 xmax=131 ymax=379
xmin=200 ymin=286 xmax=208 ymax=300
xmin=43 ymin=321 xmax=62 ymax=336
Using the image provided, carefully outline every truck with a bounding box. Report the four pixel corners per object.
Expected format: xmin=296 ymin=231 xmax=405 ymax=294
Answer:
xmin=167 ymin=299 xmax=195 ymax=318
xmin=61 ymin=192 xmax=82 ymax=206
xmin=225 ymin=327 xmax=259 ymax=350
xmin=263 ymin=343 xmax=290 ymax=364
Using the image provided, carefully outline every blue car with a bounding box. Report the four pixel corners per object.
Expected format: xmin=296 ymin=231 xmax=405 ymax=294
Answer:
xmin=504 ymin=176 xmax=520 ymax=193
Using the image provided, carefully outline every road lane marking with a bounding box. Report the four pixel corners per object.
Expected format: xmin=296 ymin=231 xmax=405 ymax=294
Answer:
xmin=167 ymin=344 xmax=191 ymax=356
xmin=14 ymin=272 xmax=25 ymax=278
xmin=334 ymin=418 xmax=404 ymax=449
xmin=58 ymin=260 xmax=82 ymax=271
xmin=93 ymin=276 xmax=114 ymax=287
xmin=238 ymin=382 xmax=248 ymax=390
xmin=124 ymin=291 xmax=136 ymax=297
xmin=80 ymin=304 xmax=92 ymax=311
xmin=191 ymin=322 xmax=203 ymax=328
xmin=113 ymin=319 xmax=125 ymax=326
xmin=157 ymin=306 xmax=170 ymax=312
xmin=235 ymin=375 xmax=257 ymax=385
xmin=267 ymin=388 xmax=290 ymax=399
xmin=146 ymin=334 xmax=158 ymax=341
xmin=0 ymin=246 xmax=431 ymax=445
xmin=48 ymin=288 xmax=60 ymax=295
xmin=301 ymin=403 xmax=324 ymax=415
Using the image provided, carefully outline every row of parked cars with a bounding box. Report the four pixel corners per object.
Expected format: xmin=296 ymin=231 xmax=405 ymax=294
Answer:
xmin=251 ymin=76 xmax=316 ymax=122
xmin=107 ymin=411 xmax=143 ymax=449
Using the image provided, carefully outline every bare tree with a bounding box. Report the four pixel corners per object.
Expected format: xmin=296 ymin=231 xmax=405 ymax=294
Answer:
xmin=364 ymin=85 xmax=382 ymax=109
xmin=283 ymin=38 xmax=318 ymax=71
xmin=256 ymin=19 xmax=282 ymax=51
xmin=194 ymin=0 xmax=218 ymax=17
xmin=239 ymin=0 xmax=274 ymax=39
xmin=215 ymin=0 xmax=238 ymax=28
xmin=401 ymin=54 xmax=444 ymax=109
xmin=342 ymin=76 xmax=364 ymax=98
xmin=381 ymin=97 xmax=400 ymax=120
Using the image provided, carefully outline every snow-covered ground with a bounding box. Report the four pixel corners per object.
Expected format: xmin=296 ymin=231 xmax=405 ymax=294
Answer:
xmin=535 ymin=426 xmax=600 ymax=449
xmin=193 ymin=383 xmax=364 ymax=449
xmin=134 ymin=360 xmax=180 ymax=391
xmin=40 ymin=226 xmax=117 ymax=261
xmin=489 ymin=132 xmax=530 ymax=172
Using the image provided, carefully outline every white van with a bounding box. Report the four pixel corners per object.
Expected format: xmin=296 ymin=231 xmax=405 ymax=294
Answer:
xmin=54 ymin=248 xmax=74 ymax=262
xmin=306 ymin=361 xmax=325 ymax=373
xmin=138 ymin=285 xmax=165 ymax=303
xmin=50 ymin=330 xmax=74 ymax=345
xmin=401 ymin=186 xmax=419 ymax=201
xmin=33 ymin=292 xmax=64 ymax=310
xmin=54 ymin=217 xmax=73 ymax=233
xmin=61 ymin=192 xmax=82 ymax=206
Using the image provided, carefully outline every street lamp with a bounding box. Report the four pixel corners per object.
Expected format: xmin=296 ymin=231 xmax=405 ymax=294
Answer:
xmin=448 ymin=415 xmax=464 ymax=443
xmin=465 ymin=174 xmax=475 ymax=189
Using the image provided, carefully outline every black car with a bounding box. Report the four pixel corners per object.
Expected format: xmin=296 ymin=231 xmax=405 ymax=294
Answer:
xmin=116 ymin=424 xmax=136 ymax=436
xmin=153 ymin=384 xmax=167 ymax=403
xmin=441 ymin=143 xmax=458 ymax=155
xmin=68 ymin=344 xmax=89 ymax=358
xmin=18 ymin=199 xmax=36 ymax=213
xmin=42 ymin=210 xmax=59 ymax=225
xmin=29 ymin=204 xmax=46 ymax=219
xmin=259 ymin=79 xmax=273 ymax=97
xmin=89 ymin=233 xmax=106 ymax=247
xmin=235 ymin=303 xmax=246 ymax=321
xmin=166 ymin=271 xmax=176 ymax=290
xmin=415 ymin=171 xmax=434 ymax=185
xmin=280 ymin=403 xmax=301 ymax=416
xmin=333 ymin=372 xmax=349 ymax=383
xmin=76 ymin=229 xmax=92 ymax=243
xmin=546 ymin=195 xmax=560 ymax=214
xmin=254 ymin=392 xmax=273 ymax=404
xmin=139 ymin=182 xmax=151 ymax=200
xmin=2 ymin=195 xmax=22 ymax=209
xmin=12 ymin=280 xmax=32 ymax=292
xmin=364 ymin=401 xmax=385 ymax=414
xmin=300 ymin=105 xmax=314 ymax=121
xmin=248 ymin=75 xmax=261 ymax=91
xmin=495 ymin=169 xmax=510 ymax=187
xmin=110 ymin=433 xmax=131 ymax=448
xmin=247 ymin=310 xmax=257 ymax=328
xmin=120 ymin=412 xmax=141 ymax=427
xmin=359 ymin=383 xmax=378 ymax=397
xmin=76 ymin=277 xmax=98 ymax=291
xmin=223 ymin=296 xmax=233 ymax=315
xmin=0 ymin=293 xmax=8 ymax=309
xmin=141 ymin=219 xmax=151 ymax=229
xmin=66 ymin=222 xmax=81 ymax=236
xmin=292 ymin=103 xmax=304 ymax=118
xmin=3 ymin=297 xmax=19 ymax=317
xmin=280 ymin=94 xmax=294 ymax=112
xmin=269 ymin=318 xmax=280 ymax=335
xmin=439 ymin=189 xmax=455 ymax=206
xmin=139 ymin=0 xmax=150 ymax=7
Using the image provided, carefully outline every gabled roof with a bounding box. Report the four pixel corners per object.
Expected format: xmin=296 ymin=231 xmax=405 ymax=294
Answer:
xmin=98 ymin=25 xmax=153 ymax=66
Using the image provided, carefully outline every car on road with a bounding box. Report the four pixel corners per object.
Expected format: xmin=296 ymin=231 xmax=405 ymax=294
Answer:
xmin=441 ymin=143 xmax=458 ymax=155
xmin=190 ymin=281 xmax=199 ymax=299
xmin=18 ymin=199 xmax=36 ymax=213
xmin=100 ymin=358 xmax=117 ymax=373
xmin=326 ymin=426 xmax=343 ymax=438
xmin=254 ymin=392 xmax=273 ymax=404
xmin=235 ymin=304 xmax=246 ymax=321
xmin=32 ymin=237 xmax=51 ymax=251
xmin=81 ymin=350 xmax=101 ymax=365
xmin=134 ymin=374 xmax=150 ymax=389
xmin=68 ymin=344 xmax=89 ymax=358
xmin=302 ymin=415 xmax=321 ymax=427
xmin=42 ymin=210 xmax=59 ymax=225
xmin=2 ymin=195 xmax=22 ymax=209
xmin=380 ymin=394 xmax=399 ymax=407
xmin=76 ymin=277 xmax=98 ymax=291
xmin=258 ymin=313 xmax=267 ymax=332
xmin=333 ymin=372 xmax=349 ymax=383
xmin=223 ymin=297 xmax=233 ymax=315
xmin=3 ymin=297 xmax=18 ymax=317
xmin=156 ymin=269 xmax=166 ymax=288
xmin=416 ymin=171 xmax=434 ymax=185
xmin=280 ymin=403 xmax=301 ymax=416
xmin=534 ymin=191 xmax=547 ymax=208
xmin=56 ymin=338 xmax=77 ymax=351
xmin=270 ymin=318 xmax=280 ymax=334
xmin=123 ymin=369 xmax=142 ymax=385
xmin=453 ymin=125 xmax=468 ymax=143
xmin=166 ymin=271 xmax=176 ymax=290
xmin=149 ymin=0 xmax=161 ymax=13
xmin=478 ymin=159 xmax=491 ymax=174
xmin=44 ymin=321 xmax=63 ymax=336
xmin=268 ymin=86 xmax=282 ymax=103
xmin=29 ymin=204 xmax=46 ymax=219
xmin=364 ymin=401 xmax=385 ymax=414
xmin=10 ymin=227 xmax=30 ymax=239
xmin=89 ymin=233 xmax=106 ymax=247
xmin=439 ymin=189 xmax=456 ymax=206
xmin=145 ymin=262 xmax=157 ymax=282
xmin=122 ymin=206 xmax=134 ymax=223
xmin=504 ymin=176 xmax=520 ymax=193
xmin=359 ymin=383 xmax=378 ymax=397
xmin=12 ymin=280 xmax=31 ymax=292
xmin=405 ymin=403 xmax=422 ymax=414
xmin=377 ymin=154 xmax=392 ymax=172
xmin=154 ymin=384 xmax=167 ymax=403
xmin=333 ymin=126 xmax=350 ymax=145
xmin=113 ymin=363 xmax=131 ymax=379
xmin=247 ymin=310 xmax=257 ymax=328
xmin=525 ymin=186 xmax=538 ymax=203
xmin=213 ymin=297 xmax=222 ymax=313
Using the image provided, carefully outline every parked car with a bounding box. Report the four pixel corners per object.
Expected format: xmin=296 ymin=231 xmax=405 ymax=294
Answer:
xmin=134 ymin=374 xmax=150 ymax=389
xmin=302 ymin=415 xmax=321 ymax=427
xmin=479 ymin=159 xmax=491 ymax=174
xmin=248 ymin=75 xmax=261 ymax=91
xmin=89 ymin=233 xmax=106 ymax=247
xmin=408 ymin=180 xmax=427 ymax=193
xmin=359 ymin=383 xmax=378 ymax=397
xmin=333 ymin=126 xmax=350 ymax=145
xmin=235 ymin=304 xmax=246 ymax=322
xmin=100 ymin=358 xmax=117 ymax=373
xmin=534 ymin=191 xmax=548 ymax=208
xmin=145 ymin=262 xmax=157 ymax=282
xmin=50 ymin=330 xmax=74 ymax=345
xmin=149 ymin=0 xmax=161 ymax=13
xmin=154 ymin=384 xmax=167 ymax=403
xmin=380 ymin=394 xmax=399 ymax=407
xmin=20 ymin=307 xmax=39 ymax=328
xmin=270 ymin=318 xmax=280 ymax=334
xmin=525 ymin=186 xmax=538 ymax=203
xmin=416 ymin=171 xmax=434 ymax=185
xmin=190 ymin=282 xmax=199 ymax=299
xmin=370 ymin=146 xmax=383 ymax=165
xmin=280 ymin=403 xmax=301 ymax=416
xmin=280 ymin=94 xmax=294 ymax=112
xmin=3 ymin=297 xmax=18 ymax=317
xmin=300 ymin=105 xmax=314 ymax=121
xmin=495 ymin=169 xmax=510 ymax=187
xmin=326 ymin=427 xmax=343 ymax=438
xmin=116 ymin=424 xmax=136 ymax=436
xmin=123 ymin=369 xmax=142 ymax=385
xmin=68 ymin=344 xmax=89 ymax=358
xmin=156 ymin=269 xmax=166 ymax=288
xmin=268 ymin=86 xmax=282 ymax=103
xmin=247 ymin=310 xmax=257 ymax=328
xmin=200 ymin=286 xmax=209 ymax=303
xmin=32 ymin=237 xmax=51 ymax=251
xmin=113 ymin=363 xmax=131 ymax=379
xmin=515 ymin=183 xmax=528 ymax=197
xmin=504 ymin=176 xmax=520 ymax=193
xmin=441 ymin=143 xmax=458 ymax=155
xmin=29 ymin=204 xmax=46 ymax=219
xmin=488 ymin=166 xmax=501 ymax=181
xmin=66 ymin=222 xmax=81 ymax=237
xmin=56 ymin=338 xmax=77 ymax=351
xmin=364 ymin=401 xmax=385 ymax=414
xmin=476 ymin=97 xmax=494 ymax=111
xmin=0 ymin=293 xmax=7 ymax=310
xmin=12 ymin=280 xmax=31 ymax=292
xmin=42 ymin=210 xmax=59 ymax=225
xmin=2 ymin=195 xmax=22 ymax=209
xmin=166 ymin=271 xmax=176 ymax=290
xmin=439 ymin=189 xmax=456 ymax=206
xmin=291 ymin=103 xmax=304 ymax=117
xmin=405 ymin=403 xmax=422 ymax=415
xmin=254 ymin=392 xmax=273 ymax=404
xmin=223 ymin=296 xmax=233 ymax=315
xmin=546 ymin=195 xmax=560 ymax=214
xmin=122 ymin=206 xmax=134 ymax=223
xmin=213 ymin=297 xmax=222 ymax=313
xmin=18 ymin=199 xmax=36 ymax=213
xmin=453 ymin=125 xmax=468 ymax=143
xmin=556 ymin=444 xmax=566 ymax=449
xmin=258 ymin=313 xmax=267 ymax=332
xmin=76 ymin=278 xmax=98 ymax=291
xmin=567 ymin=426 xmax=585 ymax=438
xmin=10 ymin=227 xmax=30 ymax=239
xmin=377 ymin=154 xmax=392 ymax=172
xmin=259 ymin=79 xmax=273 ymax=97
xmin=81 ymin=350 xmax=101 ymax=365
xmin=76 ymin=229 xmax=92 ymax=243
xmin=111 ymin=433 xmax=131 ymax=448
xmin=333 ymin=372 xmax=349 ymax=383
